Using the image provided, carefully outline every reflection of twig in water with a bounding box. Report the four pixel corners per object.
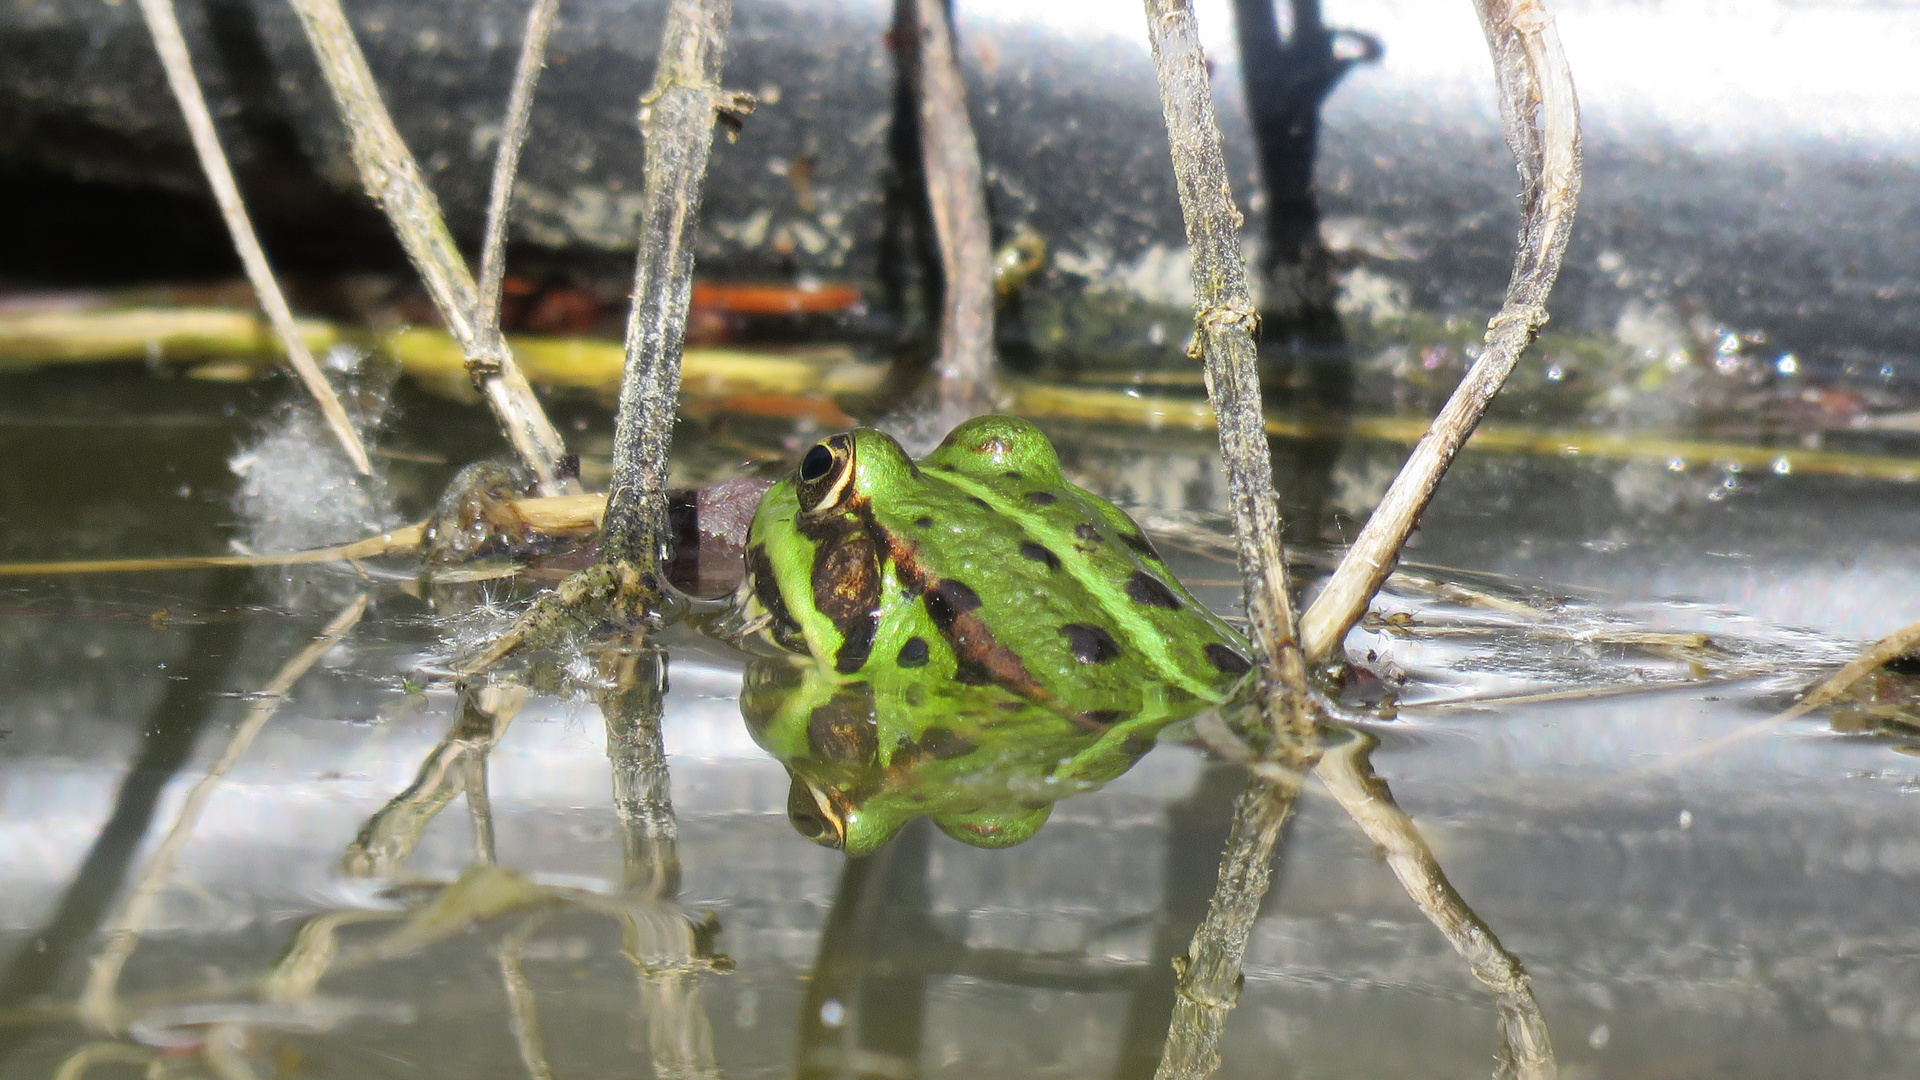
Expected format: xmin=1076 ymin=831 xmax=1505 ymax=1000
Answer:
xmin=80 ymin=594 xmax=368 ymax=1034
xmin=499 ymin=913 xmax=556 ymax=1080
xmin=598 ymin=637 xmax=724 ymax=1079
xmin=132 ymin=0 xmax=371 ymax=475
xmin=50 ymin=1041 xmax=155 ymax=1080
xmin=1153 ymin=776 xmax=1298 ymax=1080
xmin=282 ymin=0 xmax=577 ymax=495
xmin=341 ymin=682 xmax=527 ymax=878
xmin=1315 ymin=731 xmax=1557 ymax=1080
xmin=1299 ymin=0 xmax=1582 ymax=664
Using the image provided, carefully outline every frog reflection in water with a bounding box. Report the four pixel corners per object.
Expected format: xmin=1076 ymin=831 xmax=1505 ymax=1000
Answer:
xmin=733 ymin=416 xmax=1255 ymax=855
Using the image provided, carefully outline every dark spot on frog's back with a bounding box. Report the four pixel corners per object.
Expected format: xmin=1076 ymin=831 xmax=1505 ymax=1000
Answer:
xmin=889 ymin=726 xmax=975 ymax=767
xmin=1125 ymin=570 xmax=1182 ymax=609
xmin=896 ymin=636 xmax=930 ymax=668
xmin=1003 ymin=470 xmax=1023 ymax=480
xmin=1026 ymin=491 xmax=1057 ymax=506
xmin=1062 ymin=623 xmax=1122 ymax=664
xmin=1075 ymin=708 xmax=1126 ymax=730
xmin=966 ymin=495 xmax=992 ymax=510
xmin=915 ymin=516 xmax=934 ymax=529
xmin=923 ymin=579 xmax=983 ymax=626
xmin=807 ymin=685 xmax=879 ymax=762
xmin=1019 ymin=541 xmax=1061 ymax=570
xmin=1073 ymin=523 xmax=1103 ymax=552
xmin=1205 ymin=642 xmax=1253 ymax=675
xmin=1121 ymin=532 xmax=1161 ymax=560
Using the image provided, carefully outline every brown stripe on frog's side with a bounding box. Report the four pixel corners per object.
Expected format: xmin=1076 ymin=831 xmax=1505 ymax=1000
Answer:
xmin=746 ymin=544 xmax=810 ymax=654
xmin=923 ymin=579 xmax=1051 ymax=696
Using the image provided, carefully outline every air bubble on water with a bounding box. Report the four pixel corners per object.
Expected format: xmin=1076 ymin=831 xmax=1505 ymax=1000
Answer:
xmin=819 ymin=999 xmax=846 ymax=1028
xmin=230 ymin=351 xmax=400 ymax=553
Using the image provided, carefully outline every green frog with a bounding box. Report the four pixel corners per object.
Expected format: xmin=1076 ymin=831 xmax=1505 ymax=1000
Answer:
xmin=732 ymin=415 xmax=1255 ymax=855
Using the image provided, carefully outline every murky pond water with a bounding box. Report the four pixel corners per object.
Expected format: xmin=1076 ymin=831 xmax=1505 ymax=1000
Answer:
xmin=6 ymin=368 xmax=1920 ymax=1080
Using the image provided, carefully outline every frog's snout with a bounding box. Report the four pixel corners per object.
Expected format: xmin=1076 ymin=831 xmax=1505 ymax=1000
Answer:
xmin=786 ymin=775 xmax=848 ymax=849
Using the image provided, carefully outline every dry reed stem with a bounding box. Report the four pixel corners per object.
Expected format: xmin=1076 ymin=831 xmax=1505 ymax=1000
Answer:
xmin=1152 ymin=776 xmax=1299 ymax=1080
xmin=600 ymin=0 xmax=743 ymax=576
xmin=134 ymin=0 xmax=371 ymax=475
xmin=476 ymin=0 xmax=560 ymax=335
xmin=284 ymin=0 xmax=577 ymax=496
xmin=1141 ymin=0 xmax=1313 ymax=752
xmin=1299 ymin=0 xmax=1582 ymax=663
xmin=1316 ymin=732 xmax=1557 ymax=1080
xmin=79 ymin=594 xmax=369 ymax=1034
xmin=911 ymin=0 xmax=999 ymax=412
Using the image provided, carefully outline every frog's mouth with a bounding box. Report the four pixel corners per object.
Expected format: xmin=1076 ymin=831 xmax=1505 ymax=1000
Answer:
xmin=786 ymin=775 xmax=850 ymax=849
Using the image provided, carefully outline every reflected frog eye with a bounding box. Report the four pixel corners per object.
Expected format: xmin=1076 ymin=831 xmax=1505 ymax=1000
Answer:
xmin=796 ymin=434 xmax=855 ymax=514
xmin=787 ymin=775 xmax=848 ymax=849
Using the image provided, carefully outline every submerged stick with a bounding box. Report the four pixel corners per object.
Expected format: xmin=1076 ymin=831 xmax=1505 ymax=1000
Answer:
xmin=1298 ymin=0 xmax=1581 ymax=664
xmin=600 ymin=0 xmax=742 ymax=587
xmin=134 ymin=0 xmax=371 ymax=475
xmin=476 ymin=0 xmax=560 ymax=334
xmin=284 ymin=0 xmax=577 ymax=495
xmin=1316 ymin=732 xmax=1557 ymax=1080
xmin=1153 ymin=776 xmax=1298 ymax=1080
xmin=1141 ymin=0 xmax=1313 ymax=751
xmin=910 ymin=0 xmax=998 ymax=411
xmin=80 ymin=595 xmax=368 ymax=1033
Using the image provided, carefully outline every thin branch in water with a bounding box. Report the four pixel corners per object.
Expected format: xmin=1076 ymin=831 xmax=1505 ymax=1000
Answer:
xmin=1140 ymin=0 xmax=1314 ymax=754
xmin=1315 ymin=731 xmax=1557 ymax=1080
xmin=341 ymin=682 xmax=527 ymax=878
xmin=79 ymin=595 xmax=369 ymax=1034
xmin=283 ymin=0 xmax=577 ymax=495
xmin=1298 ymin=0 xmax=1581 ymax=664
xmin=909 ymin=0 xmax=999 ymax=412
xmin=133 ymin=0 xmax=371 ymax=475
xmin=476 ymin=0 xmax=561 ymax=334
xmin=599 ymin=0 xmax=745 ymax=590
xmin=1152 ymin=776 xmax=1298 ymax=1080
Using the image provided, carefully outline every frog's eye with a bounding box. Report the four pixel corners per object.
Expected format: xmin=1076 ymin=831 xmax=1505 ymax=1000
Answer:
xmin=787 ymin=776 xmax=848 ymax=849
xmin=796 ymin=434 xmax=854 ymax=514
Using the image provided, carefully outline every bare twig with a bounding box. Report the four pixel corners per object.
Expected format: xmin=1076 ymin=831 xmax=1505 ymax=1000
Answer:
xmin=1316 ymin=731 xmax=1557 ymax=1080
xmin=134 ymin=0 xmax=372 ymax=475
xmin=80 ymin=595 xmax=369 ymax=1033
xmin=476 ymin=0 xmax=560 ymax=334
xmin=1299 ymin=0 xmax=1581 ymax=663
xmin=1141 ymin=0 xmax=1313 ymax=752
xmin=599 ymin=0 xmax=743 ymax=584
xmin=1153 ymin=776 xmax=1299 ymax=1080
xmin=284 ymin=0 xmax=577 ymax=495
xmin=909 ymin=0 xmax=998 ymax=411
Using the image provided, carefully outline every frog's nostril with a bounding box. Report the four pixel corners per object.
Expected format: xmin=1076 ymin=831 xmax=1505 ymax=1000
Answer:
xmin=800 ymin=443 xmax=834 ymax=481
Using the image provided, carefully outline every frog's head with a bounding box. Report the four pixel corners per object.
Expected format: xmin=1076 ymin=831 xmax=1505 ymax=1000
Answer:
xmin=791 ymin=428 xmax=918 ymax=519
